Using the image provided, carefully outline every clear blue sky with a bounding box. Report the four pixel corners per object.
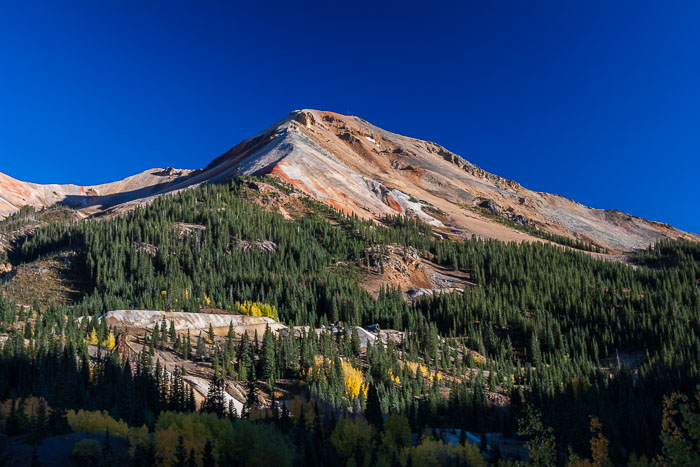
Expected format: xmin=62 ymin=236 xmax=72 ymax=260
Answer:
xmin=1 ymin=1 xmax=698 ymax=233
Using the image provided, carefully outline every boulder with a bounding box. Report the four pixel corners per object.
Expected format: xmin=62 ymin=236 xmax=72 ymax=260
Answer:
xmin=479 ymin=199 xmax=503 ymax=215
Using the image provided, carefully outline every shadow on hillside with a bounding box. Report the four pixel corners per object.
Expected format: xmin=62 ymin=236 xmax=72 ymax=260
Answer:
xmin=58 ymin=173 xmax=196 ymax=212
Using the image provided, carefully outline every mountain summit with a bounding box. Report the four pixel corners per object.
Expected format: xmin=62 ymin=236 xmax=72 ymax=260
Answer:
xmin=0 ymin=109 xmax=696 ymax=252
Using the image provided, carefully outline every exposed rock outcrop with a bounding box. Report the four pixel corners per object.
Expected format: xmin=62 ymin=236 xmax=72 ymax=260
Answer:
xmin=234 ymin=239 xmax=278 ymax=253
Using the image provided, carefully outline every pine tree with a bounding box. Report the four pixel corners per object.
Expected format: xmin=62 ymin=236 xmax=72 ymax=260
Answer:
xmin=201 ymin=440 xmax=215 ymax=467
xmin=204 ymin=372 xmax=226 ymax=416
xmin=173 ymin=435 xmax=188 ymax=467
xmin=101 ymin=427 xmax=114 ymax=467
xmin=196 ymin=333 xmax=207 ymax=360
xmin=48 ymin=405 xmax=71 ymax=435
xmin=365 ymin=382 xmax=383 ymax=430
xmin=28 ymin=399 xmax=48 ymax=445
xmin=187 ymin=448 xmax=197 ymax=467
xmin=169 ymin=321 xmax=177 ymax=343
xmin=243 ymin=367 xmax=259 ymax=418
xmin=528 ymin=332 xmax=541 ymax=367
xmin=261 ymin=325 xmax=276 ymax=389
xmin=351 ymin=327 xmax=361 ymax=357
xmin=184 ymin=330 xmax=191 ymax=360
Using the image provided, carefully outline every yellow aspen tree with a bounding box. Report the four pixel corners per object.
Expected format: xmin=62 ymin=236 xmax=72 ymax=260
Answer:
xmin=103 ymin=331 xmax=116 ymax=350
xmin=87 ymin=328 xmax=98 ymax=346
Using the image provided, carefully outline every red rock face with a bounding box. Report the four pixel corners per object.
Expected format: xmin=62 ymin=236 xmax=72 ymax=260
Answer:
xmin=268 ymin=164 xmax=311 ymax=194
xmin=0 ymin=177 xmax=31 ymax=198
xmin=384 ymin=194 xmax=403 ymax=213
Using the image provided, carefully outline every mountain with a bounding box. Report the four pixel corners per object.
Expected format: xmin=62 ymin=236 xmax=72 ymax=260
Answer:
xmin=0 ymin=109 xmax=696 ymax=252
xmin=0 ymin=167 xmax=195 ymax=219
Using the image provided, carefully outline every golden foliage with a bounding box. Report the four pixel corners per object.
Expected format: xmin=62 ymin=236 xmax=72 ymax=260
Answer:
xmin=156 ymin=426 xmax=205 ymax=465
xmin=589 ymin=417 xmax=610 ymax=467
xmin=341 ymin=360 xmax=368 ymax=401
xmin=408 ymin=436 xmax=486 ymax=467
xmin=402 ymin=361 xmax=441 ymax=382
xmin=0 ymin=396 xmax=47 ymax=424
xmin=568 ymin=416 xmax=610 ymax=467
xmin=67 ymin=409 xmax=130 ymax=437
xmin=304 ymin=355 xmax=329 ymax=379
xmin=655 ymin=390 xmax=700 ymax=465
xmin=518 ymin=404 xmax=557 ymax=466
xmin=102 ymin=331 xmax=116 ymax=350
xmin=288 ymin=396 xmax=317 ymax=430
xmin=234 ymin=300 xmax=279 ymax=320
xmin=304 ymin=357 xmax=368 ymax=402
xmin=154 ymin=411 xmax=236 ymax=464
xmin=388 ymin=368 xmax=401 ymax=385
xmin=86 ymin=328 xmax=98 ymax=346
xmin=127 ymin=424 xmax=150 ymax=457
xmin=470 ymin=351 xmax=487 ymax=366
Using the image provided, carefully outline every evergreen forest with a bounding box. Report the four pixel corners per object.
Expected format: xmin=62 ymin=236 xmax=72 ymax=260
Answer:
xmin=1 ymin=177 xmax=699 ymax=466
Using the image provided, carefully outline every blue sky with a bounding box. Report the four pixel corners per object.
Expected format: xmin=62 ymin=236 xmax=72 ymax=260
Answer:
xmin=1 ymin=1 xmax=698 ymax=233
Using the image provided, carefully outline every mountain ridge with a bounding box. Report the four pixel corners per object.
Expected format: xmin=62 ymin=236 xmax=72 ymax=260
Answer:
xmin=0 ymin=109 xmax=696 ymax=252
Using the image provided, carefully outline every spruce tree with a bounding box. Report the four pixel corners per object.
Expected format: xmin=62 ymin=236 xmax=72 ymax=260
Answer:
xmin=173 ymin=435 xmax=188 ymax=467
xmin=101 ymin=427 xmax=114 ymax=467
xmin=365 ymin=382 xmax=383 ymax=430
xmin=196 ymin=333 xmax=207 ymax=361
xmin=201 ymin=440 xmax=215 ymax=467
xmin=243 ymin=367 xmax=259 ymax=418
xmin=261 ymin=325 xmax=276 ymax=388
xmin=169 ymin=321 xmax=176 ymax=343
xmin=351 ymin=327 xmax=361 ymax=357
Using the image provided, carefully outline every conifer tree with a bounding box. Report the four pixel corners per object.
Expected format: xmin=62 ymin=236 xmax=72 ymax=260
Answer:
xmin=187 ymin=448 xmax=196 ymax=467
xmin=173 ymin=435 xmax=188 ymax=467
xmin=101 ymin=427 xmax=114 ymax=467
xmin=201 ymin=440 xmax=215 ymax=467
xmin=196 ymin=333 xmax=207 ymax=361
xmin=169 ymin=321 xmax=176 ymax=343
xmin=243 ymin=367 xmax=259 ymax=418
xmin=261 ymin=325 xmax=276 ymax=388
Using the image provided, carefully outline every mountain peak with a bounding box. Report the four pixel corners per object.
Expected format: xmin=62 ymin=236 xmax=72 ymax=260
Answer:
xmin=203 ymin=109 xmax=697 ymax=252
xmin=1 ymin=110 xmax=697 ymax=252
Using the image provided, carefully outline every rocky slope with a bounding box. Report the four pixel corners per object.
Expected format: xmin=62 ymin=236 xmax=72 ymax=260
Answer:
xmin=1 ymin=109 xmax=696 ymax=252
xmin=200 ymin=109 xmax=698 ymax=252
xmin=0 ymin=167 xmax=194 ymax=219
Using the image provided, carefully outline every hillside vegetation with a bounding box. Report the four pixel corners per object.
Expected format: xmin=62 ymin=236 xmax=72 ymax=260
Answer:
xmin=1 ymin=177 xmax=699 ymax=465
